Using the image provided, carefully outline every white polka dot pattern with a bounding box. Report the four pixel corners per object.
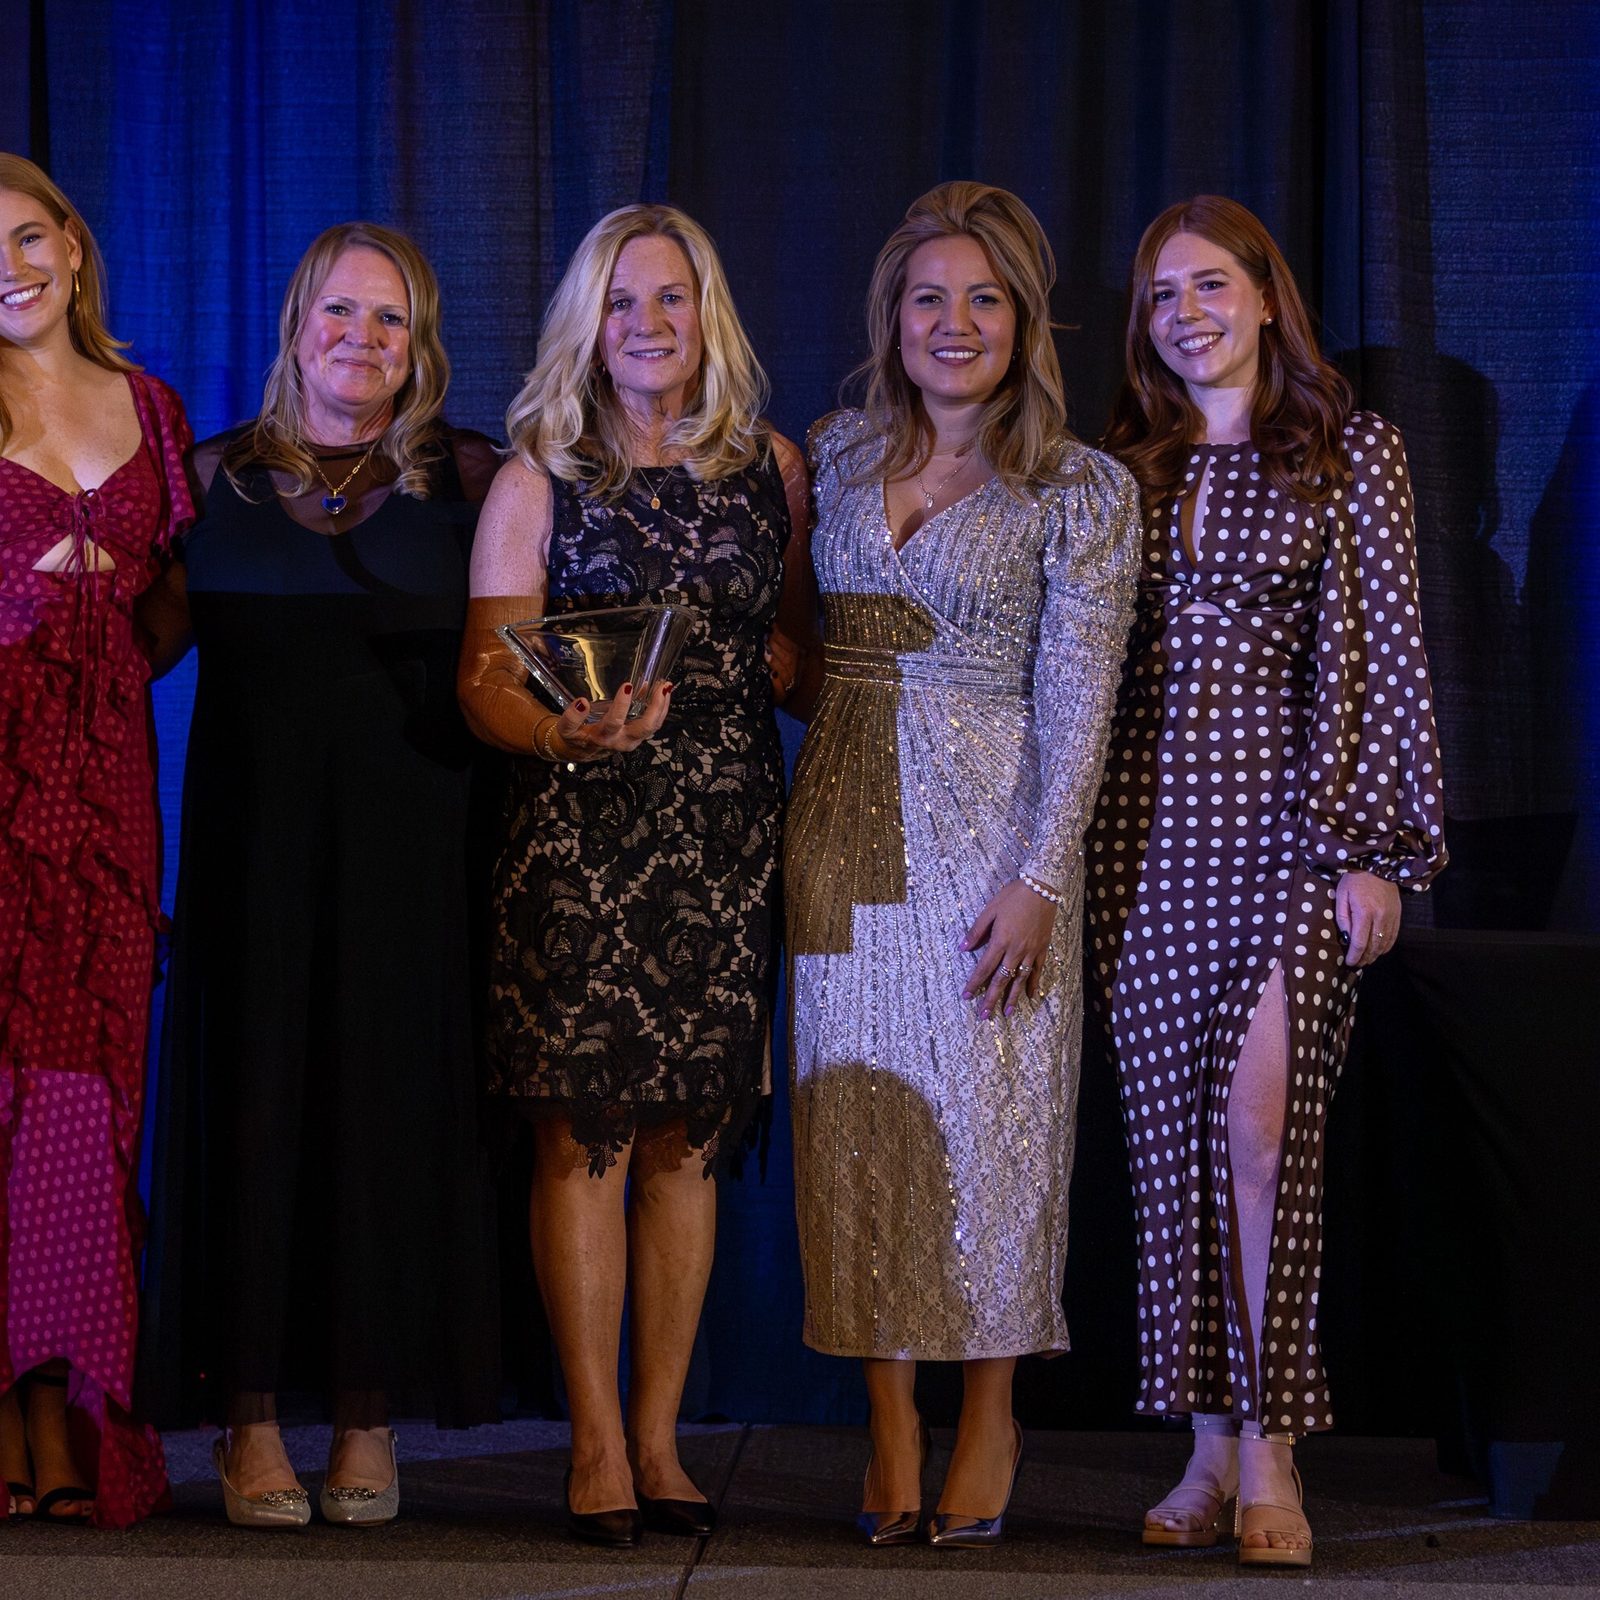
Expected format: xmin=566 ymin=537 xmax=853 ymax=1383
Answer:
xmin=1086 ymin=412 xmax=1445 ymax=1433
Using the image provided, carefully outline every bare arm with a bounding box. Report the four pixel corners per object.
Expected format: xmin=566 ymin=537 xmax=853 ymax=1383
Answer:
xmin=135 ymin=436 xmax=223 ymax=678
xmin=457 ymin=458 xmax=668 ymax=757
xmin=768 ymin=429 xmax=824 ymax=722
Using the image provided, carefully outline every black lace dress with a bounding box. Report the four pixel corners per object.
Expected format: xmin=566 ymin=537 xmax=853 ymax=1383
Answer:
xmin=485 ymin=452 xmax=788 ymax=1174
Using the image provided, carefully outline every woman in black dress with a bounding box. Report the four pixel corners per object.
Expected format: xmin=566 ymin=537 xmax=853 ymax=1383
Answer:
xmin=138 ymin=222 xmax=500 ymax=1527
xmin=1089 ymin=196 xmax=1446 ymax=1568
xmin=458 ymin=203 xmax=806 ymax=1546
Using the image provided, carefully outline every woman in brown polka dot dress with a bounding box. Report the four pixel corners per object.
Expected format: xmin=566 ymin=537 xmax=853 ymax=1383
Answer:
xmin=1089 ymin=197 xmax=1446 ymax=1568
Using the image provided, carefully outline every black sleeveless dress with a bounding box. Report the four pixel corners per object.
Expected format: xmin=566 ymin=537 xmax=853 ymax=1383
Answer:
xmin=139 ymin=433 xmax=501 ymax=1426
xmin=485 ymin=452 xmax=788 ymax=1175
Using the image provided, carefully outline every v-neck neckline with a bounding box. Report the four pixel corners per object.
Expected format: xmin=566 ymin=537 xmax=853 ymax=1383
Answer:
xmin=0 ymin=373 xmax=145 ymax=499
xmin=882 ymin=472 xmax=997 ymax=556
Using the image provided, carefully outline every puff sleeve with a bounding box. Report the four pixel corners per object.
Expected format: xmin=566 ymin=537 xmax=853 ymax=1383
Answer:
xmin=1298 ymin=414 xmax=1447 ymax=888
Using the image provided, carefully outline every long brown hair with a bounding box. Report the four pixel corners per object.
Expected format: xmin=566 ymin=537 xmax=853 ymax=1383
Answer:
xmin=845 ymin=181 xmax=1079 ymax=498
xmin=1104 ymin=195 xmax=1353 ymax=505
xmin=222 ymin=221 xmax=451 ymax=500
xmin=0 ymin=153 xmax=136 ymax=450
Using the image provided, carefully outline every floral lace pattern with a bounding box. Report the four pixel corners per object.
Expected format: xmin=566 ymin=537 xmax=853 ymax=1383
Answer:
xmin=486 ymin=455 xmax=788 ymax=1174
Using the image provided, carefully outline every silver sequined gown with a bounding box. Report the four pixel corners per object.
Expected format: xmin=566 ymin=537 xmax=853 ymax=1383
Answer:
xmin=786 ymin=410 xmax=1141 ymax=1361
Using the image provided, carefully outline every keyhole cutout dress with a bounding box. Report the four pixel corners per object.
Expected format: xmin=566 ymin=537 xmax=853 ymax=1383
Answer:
xmin=1086 ymin=413 xmax=1446 ymax=1432
xmin=0 ymin=372 xmax=193 ymax=1525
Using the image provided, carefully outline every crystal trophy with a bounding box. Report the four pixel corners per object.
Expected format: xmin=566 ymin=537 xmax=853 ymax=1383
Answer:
xmin=498 ymin=603 xmax=695 ymax=723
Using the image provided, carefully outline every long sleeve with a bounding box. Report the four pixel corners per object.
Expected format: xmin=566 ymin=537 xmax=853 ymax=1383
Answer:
xmin=1022 ymin=448 xmax=1142 ymax=889
xmin=1298 ymin=414 xmax=1447 ymax=888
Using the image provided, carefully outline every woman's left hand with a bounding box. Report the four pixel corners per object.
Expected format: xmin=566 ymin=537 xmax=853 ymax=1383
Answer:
xmin=1335 ymin=869 xmax=1403 ymax=966
xmin=962 ymin=878 xmax=1057 ymax=1019
xmin=765 ymin=626 xmax=800 ymax=703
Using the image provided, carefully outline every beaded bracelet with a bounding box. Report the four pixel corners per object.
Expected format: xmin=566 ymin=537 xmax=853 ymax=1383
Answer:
xmin=1018 ymin=871 xmax=1063 ymax=905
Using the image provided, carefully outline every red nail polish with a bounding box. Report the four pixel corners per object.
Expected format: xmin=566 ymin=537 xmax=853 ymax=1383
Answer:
xmin=620 ymin=682 xmax=633 ymax=695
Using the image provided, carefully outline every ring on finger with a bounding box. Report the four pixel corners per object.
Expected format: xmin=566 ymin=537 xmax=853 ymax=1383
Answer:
xmin=1016 ymin=959 xmax=1033 ymax=976
xmin=998 ymin=964 xmax=1011 ymax=978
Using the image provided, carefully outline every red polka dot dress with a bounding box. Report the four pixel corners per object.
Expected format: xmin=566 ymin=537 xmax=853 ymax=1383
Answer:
xmin=0 ymin=372 xmax=194 ymax=1526
xmin=1086 ymin=413 xmax=1446 ymax=1433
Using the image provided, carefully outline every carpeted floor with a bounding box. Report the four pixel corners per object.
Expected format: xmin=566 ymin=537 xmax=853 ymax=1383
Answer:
xmin=3 ymin=1422 xmax=1597 ymax=1598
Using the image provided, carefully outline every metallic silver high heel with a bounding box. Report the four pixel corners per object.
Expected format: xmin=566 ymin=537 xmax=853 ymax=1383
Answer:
xmin=857 ymin=1416 xmax=931 ymax=1547
xmin=320 ymin=1428 xmax=400 ymax=1526
xmin=212 ymin=1433 xmax=311 ymax=1529
xmin=926 ymin=1419 xmax=1023 ymax=1549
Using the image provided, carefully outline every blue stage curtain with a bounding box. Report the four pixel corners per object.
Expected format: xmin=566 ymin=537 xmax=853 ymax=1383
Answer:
xmin=9 ymin=0 xmax=1598 ymax=1427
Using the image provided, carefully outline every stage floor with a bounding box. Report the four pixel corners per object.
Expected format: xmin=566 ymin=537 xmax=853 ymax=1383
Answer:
xmin=4 ymin=1421 xmax=1597 ymax=1597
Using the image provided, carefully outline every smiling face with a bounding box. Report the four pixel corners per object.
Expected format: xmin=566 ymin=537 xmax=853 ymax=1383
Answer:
xmin=1148 ymin=230 xmax=1271 ymax=400
xmin=897 ymin=234 xmax=1017 ymax=412
xmin=599 ymin=234 xmax=704 ymax=418
xmin=0 ymin=188 xmax=82 ymax=354
xmin=293 ymin=245 xmax=412 ymax=441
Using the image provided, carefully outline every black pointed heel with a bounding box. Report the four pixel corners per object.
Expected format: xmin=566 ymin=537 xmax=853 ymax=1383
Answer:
xmin=564 ymin=1470 xmax=642 ymax=1547
xmin=637 ymin=1491 xmax=716 ymax=1537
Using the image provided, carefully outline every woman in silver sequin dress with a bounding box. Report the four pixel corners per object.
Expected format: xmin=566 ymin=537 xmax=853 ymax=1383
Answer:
xmin=782 ymin=183 xmax=1141 ymax=1547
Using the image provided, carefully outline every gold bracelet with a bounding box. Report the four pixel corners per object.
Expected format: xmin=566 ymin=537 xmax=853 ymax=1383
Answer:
xmin=535 ymin=717 xmax=562 ymax=761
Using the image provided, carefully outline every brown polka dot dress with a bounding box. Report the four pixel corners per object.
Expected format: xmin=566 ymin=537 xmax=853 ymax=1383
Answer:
xmin=1086 ymin=412 xmax=1446 ymax=1433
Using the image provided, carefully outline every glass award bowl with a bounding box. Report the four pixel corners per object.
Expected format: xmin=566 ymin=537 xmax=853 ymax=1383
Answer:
xmin=498 ymin=602 xmax=695 ymax=723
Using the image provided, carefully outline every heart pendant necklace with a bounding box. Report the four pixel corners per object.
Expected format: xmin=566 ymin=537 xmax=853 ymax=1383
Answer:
xmin=312 ymin=441 xmax=378 ymax=516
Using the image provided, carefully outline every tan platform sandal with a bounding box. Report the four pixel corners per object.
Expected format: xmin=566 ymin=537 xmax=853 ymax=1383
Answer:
xmin=1142 ymin=1415 xmax=1238 ymax=1548
xmin=1235 ymin=1425 xmax=1312 ymax=1569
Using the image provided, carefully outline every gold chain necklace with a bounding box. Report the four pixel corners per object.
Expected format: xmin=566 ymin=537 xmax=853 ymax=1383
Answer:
xmin=913 ymin=446 xmax=973 ymax=511
xmin=311 ymin=442 xmax=377 ymax=516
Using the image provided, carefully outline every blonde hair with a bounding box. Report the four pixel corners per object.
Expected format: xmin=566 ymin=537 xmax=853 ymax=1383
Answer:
xmin=222 ymin=221 xmax=450 ymax=499
xmin=845 ymin=180 xmax=1079 ymax=498
xmin=0 ymin=153 xmax=135 ymax=450
xmin=507 ymin=203 xmax=768 ymax=498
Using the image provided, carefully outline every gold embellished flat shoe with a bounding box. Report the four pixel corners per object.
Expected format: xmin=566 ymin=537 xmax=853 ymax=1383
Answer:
xmin=212 ymin=1436 xmax=310 ymax=1529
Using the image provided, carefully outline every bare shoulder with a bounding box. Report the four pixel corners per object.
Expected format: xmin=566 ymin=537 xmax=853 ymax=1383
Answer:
xmin=769 ymin=429 xmax=803 ymax=475
xmin=484 ymin=453 xmax=552 ymax=511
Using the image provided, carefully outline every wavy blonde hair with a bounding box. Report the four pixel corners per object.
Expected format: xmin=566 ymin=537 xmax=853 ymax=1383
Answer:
xmin=507 ymin=203 xmax=768 ymax=498
xmin=0 ymin=153 xmax=135 ymax=450
xmin=222 ymin=221 xmax=451 ymax=499
xmin=1103 ymin=195 xmax=1354 ymax=505
xmin=844 ymin=180 xmax=1079 ymax=499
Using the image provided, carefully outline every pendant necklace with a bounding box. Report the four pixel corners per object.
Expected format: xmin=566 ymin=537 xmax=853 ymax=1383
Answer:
xmin=914 ymin=448 xmax=970 ymax=511
xmin=312 ymin=441 xmax=377 ymax=516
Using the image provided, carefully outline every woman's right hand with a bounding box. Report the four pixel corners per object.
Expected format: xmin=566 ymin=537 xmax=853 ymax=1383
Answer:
xmin=550 ymin=680 xmax=673 ymax=759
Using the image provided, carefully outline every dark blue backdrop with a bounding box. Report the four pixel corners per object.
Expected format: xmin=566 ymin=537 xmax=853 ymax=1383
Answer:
xmin=6 ymin=0 xmax=1597 ymax=1426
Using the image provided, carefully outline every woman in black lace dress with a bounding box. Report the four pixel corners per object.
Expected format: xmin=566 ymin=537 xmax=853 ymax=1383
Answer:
xmin=458 ymin=204 xmax=807 ymax=1546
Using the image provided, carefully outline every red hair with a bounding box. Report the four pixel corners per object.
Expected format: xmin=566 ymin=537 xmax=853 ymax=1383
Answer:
xmin=1104 ymin=195 xmax=1353 ymax=505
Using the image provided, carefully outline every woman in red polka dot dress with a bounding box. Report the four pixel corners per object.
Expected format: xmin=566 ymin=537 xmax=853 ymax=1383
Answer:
xmin=0 ymin=155 xmax=193 ymax=1527
xmin=1089 ymin=196 xmax=1446 ymax=1569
